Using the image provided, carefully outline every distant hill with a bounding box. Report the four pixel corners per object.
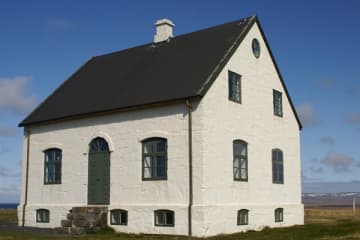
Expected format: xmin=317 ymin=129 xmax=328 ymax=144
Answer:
xmin=302 ymin=192 xmax=360 ymax=207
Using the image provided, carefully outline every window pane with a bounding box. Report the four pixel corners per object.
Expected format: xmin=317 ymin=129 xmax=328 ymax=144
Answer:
xmin=234 ymin=143 xmax=241 ymax=156
xmin=156 ymin=155 xmax=166 ymax=178
xmin=240 ymin=168 xmax=247 ymax=179
xmin=120 ymin=211 xmax=127 ymax=224
xmin=156 ymin=212 xmax=165 ymax=225
xmin=166 ymin=212 xmax=174 ymax=225
xmin=111 ymin=211 xmax=120 ymax=224
xmin=157 ymin=140 xmax=166 ymax=153
xmin=144 ymin=142 xmax=153 ymax=154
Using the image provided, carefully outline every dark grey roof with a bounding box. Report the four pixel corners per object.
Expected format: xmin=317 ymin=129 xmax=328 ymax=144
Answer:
xmin=19 ymin=16 xmax=302 ymax=129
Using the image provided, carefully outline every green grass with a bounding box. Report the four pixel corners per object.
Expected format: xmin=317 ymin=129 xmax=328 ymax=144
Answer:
xmin=0 ymin=208 xmax=359 ymax=240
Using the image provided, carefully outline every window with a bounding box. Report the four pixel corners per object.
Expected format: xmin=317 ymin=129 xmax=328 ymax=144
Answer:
xmin=228 ymin=71 xmax=241 ymax=103
xmin=252 ymin=38 xmax=261 ymax=58
xmin=110 ymin=209 xmax=128 ymax=225
xmin=237 ymin=209 xmax=249 ymax=225
xmin=142 ymin=138 xmax=167 ymax=180
xmin=233 ymin=140 xmax=248 ymax=181
xmin=154 ymin=210 xmax=174 ymax=227
xmin=275 ymin=208 xmax=284 ymax=222
xmin=273 ymin=90 xmax=283 ymax=117
xmin=272 ymin=149 xmax=284 ymax=184
xmin=44 ymin=148 xmax=62 ymax=184
xmin=36 ymin=209 xmax=49 ymax=223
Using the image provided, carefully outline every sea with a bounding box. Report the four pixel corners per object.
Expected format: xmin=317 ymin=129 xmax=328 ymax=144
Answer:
xmin=0 ymin=203 xmax=18 ymax=209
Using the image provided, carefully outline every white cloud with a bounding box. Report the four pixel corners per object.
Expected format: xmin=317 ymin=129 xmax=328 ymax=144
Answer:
xmin=0 ymin=76 xmax=36 ymax=114
xmin=345 ymin=112 xmax=360 ymax=125
xmin=297 ymin=103 xmax=321 ymax=127
xmin=320 ymin=151 xmax=354 ymax=172
xmin=48 ymin=18 xmax=72 ymax=31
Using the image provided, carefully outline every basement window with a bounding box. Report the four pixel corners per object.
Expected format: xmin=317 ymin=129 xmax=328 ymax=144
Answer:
xmin=110 ymin=209 xmax=128 ymax=225
xmin=275 ymin=208 xmax=284 ymax=222
xmin=44 ymin=148 xmax=62 ymax=184
xmin=36 ymin=209 xmax=49 ymax=223
xmin=237 ymin=209 xmax=249 ymax=225
xmin=228 ymin=71 xmax=241 ymax=103
xmin=154 ymin=210 xmax=174 ymax=227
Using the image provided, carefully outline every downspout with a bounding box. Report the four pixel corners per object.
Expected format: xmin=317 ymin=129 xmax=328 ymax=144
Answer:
xmin=22 ymin=129 xmax=31 ymax=227
xmin=186 ymin=99 xmax=193 ymax=237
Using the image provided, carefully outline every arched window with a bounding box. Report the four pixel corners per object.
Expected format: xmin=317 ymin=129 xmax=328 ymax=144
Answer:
xmin=142 ymin=138 xmax=167 ymax=180
xmin=110 ymin=209 xmax=128 ymax=225
xmin=89 ymin=137 xmax=110 ymax=153
xmin=44 ymin=148 xmax=62 ymax=184
xmin=154 ymin=209 xmax=174 ymax=226
xmin=237 ymin=209 xmax=249 ymax=225
xmin=36 ymin=209 xmax=49 ymax=223
xmin=272 ymin=149 xmax=284 ymax=184
xmin=275 ymin=208 xmax=284 ymax=222
xmin=233 ymin=140 xmax=248 ymax=181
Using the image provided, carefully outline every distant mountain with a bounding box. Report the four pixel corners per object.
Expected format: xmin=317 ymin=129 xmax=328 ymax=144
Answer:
xmin=302 ymin=192 xmax=360 ymax=207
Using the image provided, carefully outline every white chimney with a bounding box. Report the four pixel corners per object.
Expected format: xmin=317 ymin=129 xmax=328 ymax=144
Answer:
xmin=154 ymin=19 xmax=175 ymax=43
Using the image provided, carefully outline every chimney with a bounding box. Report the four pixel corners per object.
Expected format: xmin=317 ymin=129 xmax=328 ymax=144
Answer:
xmin=154 ymin=19 xmax=175 ymax=43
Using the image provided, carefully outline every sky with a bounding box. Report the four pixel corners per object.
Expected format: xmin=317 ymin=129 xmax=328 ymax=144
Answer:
xmin=0 ymin=0 xmax=359 ymax=202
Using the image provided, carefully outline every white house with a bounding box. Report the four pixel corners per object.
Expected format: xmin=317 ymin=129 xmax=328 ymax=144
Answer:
xmin=18 ymin=16 xmax=303 ymax=237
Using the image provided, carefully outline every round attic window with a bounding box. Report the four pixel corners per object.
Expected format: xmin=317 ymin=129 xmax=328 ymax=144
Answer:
xmin=252 ymin=38 xmax=260 ymax=58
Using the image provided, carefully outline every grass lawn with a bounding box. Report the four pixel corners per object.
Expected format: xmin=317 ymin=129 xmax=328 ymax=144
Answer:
xmin=0 ymin=208 xmax=359 ymax=239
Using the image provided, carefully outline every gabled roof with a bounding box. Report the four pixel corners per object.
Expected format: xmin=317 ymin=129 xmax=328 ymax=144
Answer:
xmin=19 ymin=16 xmax=302 ymax=129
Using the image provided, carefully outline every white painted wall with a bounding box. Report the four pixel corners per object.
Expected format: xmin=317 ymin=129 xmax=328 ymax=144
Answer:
xmin=191 ymin=22 xmax=303 ymax=237
xmin=18 ymin=22 xmax=303 ymax=237
xmin=18 ymin=104 xmax=191 ymax=235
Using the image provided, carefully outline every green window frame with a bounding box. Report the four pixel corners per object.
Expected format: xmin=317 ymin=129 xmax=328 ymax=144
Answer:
xmin=110 ymin=209 xmax=128 ymax=225
xmin=272 ymin=149 xmax=284 ymax=184
xmin=36 ymin=209 xmax=49 ymax=223
xmin=275 ymin=208 xmax=284 ymax=222
xmin=237 ymin=209 xmax=249 ymax=225
xmin=44 ymin=148 xmax=62 ymax=184
xmin=273 ymin=89 xmax=283 ymax=117
xmin=228 ymin=71 xmax=241 ymax=103
xmin=142 ymin=138 xmax=167 ymax=180
xmin=233 ymin=140 xmax=248 ymax=181
xmin=154 ymin=209 xmax=174 ymax=227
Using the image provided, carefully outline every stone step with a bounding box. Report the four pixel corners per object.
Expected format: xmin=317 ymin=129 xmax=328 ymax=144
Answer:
xmin=55 ymin=227 xmax=86 ymax=235
xmin=61 ymin=219 xmax=72 ymax=227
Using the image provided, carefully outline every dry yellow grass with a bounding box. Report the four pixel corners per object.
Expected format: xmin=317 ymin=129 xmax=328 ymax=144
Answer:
xmin=305 ymin=207 xmax=360 ymax=224
xmin=0 ymin=210 xmax=17 ymax=224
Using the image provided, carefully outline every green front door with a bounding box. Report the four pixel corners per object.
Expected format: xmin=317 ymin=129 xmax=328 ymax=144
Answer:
xmin=88 ymin=138 xmax=110 ymax=205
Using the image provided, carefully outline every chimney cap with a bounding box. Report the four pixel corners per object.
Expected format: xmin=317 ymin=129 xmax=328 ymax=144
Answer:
xmin=155 ymin=18 xmax=175 ymax=27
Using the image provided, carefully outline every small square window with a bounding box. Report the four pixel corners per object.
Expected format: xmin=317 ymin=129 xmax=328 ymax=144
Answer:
xmin=275 ymin=208 xmax=284 ymax=222
xmin=237 ymin=209 xmax=249 ymax=225
xmin=273 ymin=90 xmax=283 ymax=117
xmin=36 ymin=209 xmax=49 ymax=223
xmin=154 ymin=210 xmax=174 ymax=227
xmin=110 ymin=209 xmax=128 ymax=225
xmin=229 ymin=71 xmax=241 ymax=103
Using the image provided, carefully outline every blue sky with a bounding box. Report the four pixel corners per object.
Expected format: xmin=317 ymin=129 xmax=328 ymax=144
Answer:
xmin=0 ymin=0 xmax=359 ymax=202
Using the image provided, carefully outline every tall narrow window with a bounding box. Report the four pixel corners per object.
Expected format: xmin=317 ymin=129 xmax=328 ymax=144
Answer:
xmin=273 ymin=89 xmax=283 ymax=117
xmin=228 ymin=71 xmax=241 ymax=103
xmin=36 ymin=209 xmax=49 ymax=223
xmin=44 ymin=148 xmax=62 ymax=184
xmin=275 ymin=208 xmax=284 ymax=222
xmin=154 ymin=210 xmax=174 ymax=227
xmin=233 ymin=140 xmax=248 ymax=181
xmin=110 ymin=209 xmax=128 ymax=225
xmin=142 ymin=138 xmax=167 ymax=180
xmin=237 ymin=209 xmax=249 ymax=225
xmin=272 ymin=149 xmax=284 ymax=184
